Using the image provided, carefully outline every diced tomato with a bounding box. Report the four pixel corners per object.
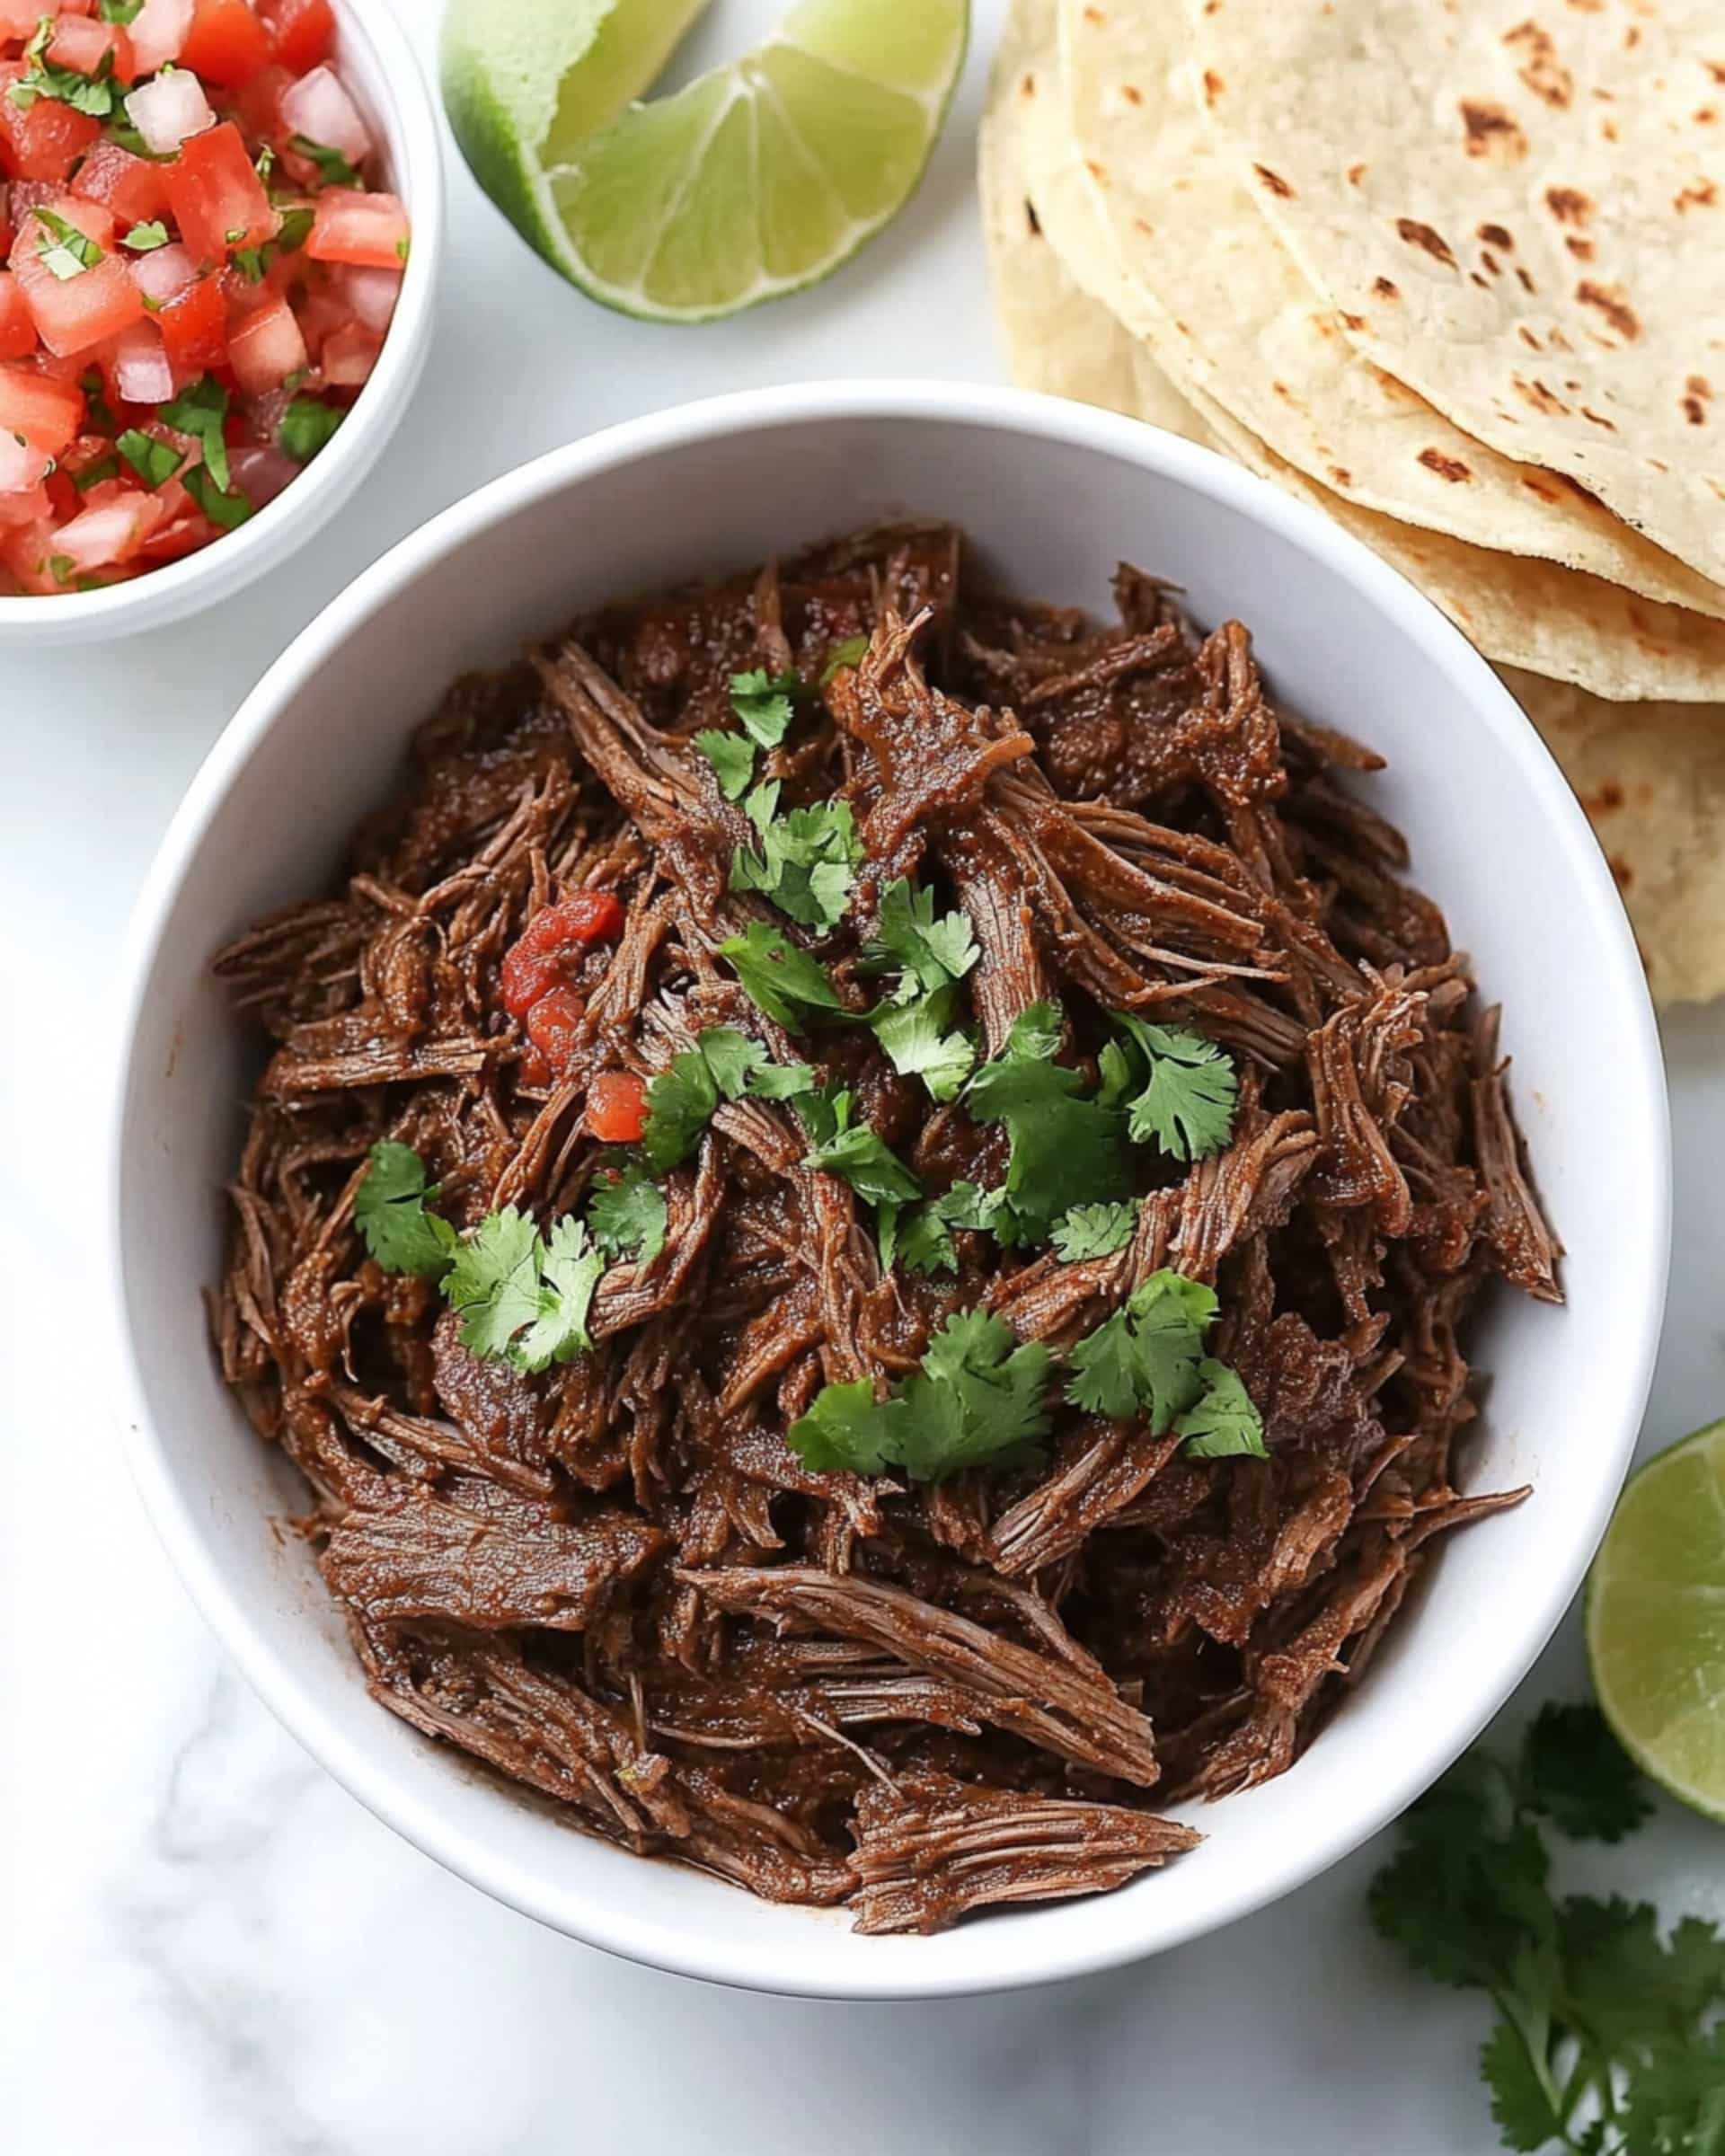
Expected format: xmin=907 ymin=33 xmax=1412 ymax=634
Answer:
xmin=54 ymin=478 xmax=166 ymax=569
xmin=318 ymin=318 xmax=377 ymax=386
xmin=154 ymin=267 xmax=226 ymax=371
xmin=226 ymin=289 xmax=303 ymax=393
xmin=1 ymin=515 xmax=68 ymax=591
xmin=234 ymin=60 xmax=292 ymax=148
xmin=46 ymin=16 xmax=136 ymax=83
xmin=73 ymin=139 xmax=171 ymax=227
xmin=0 ymin=356 xmax=83 ymax=454
xmin=0 ymin=190 xmax=12 ymax=261
xmin=0 ymin=478 xmax=48 ymax=525
xmin=0 ymin=65 xmax=103 ymax=183
xmin=180 ymin=0 xmax=271 ymax=88
xmin=525 ymin=986 xmax=586 ymax=1074
xmin=0 ymin=0 xmax=60 ymax=37
xmin=43 ymin=463 xmax=78 ymax=518
xmin=260 ymin=0 xmax=333 ymax=74
xmin=500 ymin=892 xmax=627 ymax=1017
xmin=164 ymin=119 xmax=278 ymax=262
xmin=586 ymin=1071 xmax=650 ymax=1144
xmin=306 ymin=188 xmax=407 ymax=270
xmin=0 ymin=269 xmax=34 ymax=359
xmin=11 ymin=198 xmax=142 ymax=358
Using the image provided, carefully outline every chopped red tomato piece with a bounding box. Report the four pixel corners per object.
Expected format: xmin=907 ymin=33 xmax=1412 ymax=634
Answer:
xmin=1 ymin=515 xmax=69 ymax=590
xmin=180 ymin=0 xmax=272 ymax=88
xmin=0 ymin=360 xmax=83 ymax=456
xmin=0 ymin=270 xmax=34 ymax=360
xmin=0 ymin=65 xmax=104 ymax=183
xmin=500 ymin=892 xmax=627 ymax=1017
xmin=306 ymin=187 xmax=408 ymax=270
xmin=226 ymin=290 xmax=305 ymax=392
xmin=0 ymin=476 xmax=49 ymax=524
xmin=163 ymin=119 xmax=278 ymax=262
xmin=524 ymin=985 xmax=587 ymax=1074
xmin=73 ymin=140 xmax=171 ymax=227
xmin=154 ymin=268 xmax=226 ymax=371
xmin=587 ymin=1071 xmax=650 ymax=1144
xmin=11 ymin=199 xmax=143 ymax=358
xmin=234 ymin=60 xmax=292 ymax=148
xmin=318 ymin=318 xmax=378 ymax=385
xmin=46 ymin=17 xmax=137 ymax=84
xmin=261 ymin=0 xmax=333 ymax=74
xmin=55 ymin=478 xmax=167 ymax=570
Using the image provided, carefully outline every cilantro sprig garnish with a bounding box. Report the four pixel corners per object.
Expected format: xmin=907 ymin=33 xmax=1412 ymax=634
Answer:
xmin=446 ymin=1210 xmax=604 ymax=1373
xmin=31 ymin=207 xmax=102 ymax=280
xmin=588 ymin=1157 xmax=668 ymax=1269
xmin=1367 ymin=1704 xmax=1725 ymax=2156
xmin=353 ymin=1141 xmax=458 ymax=1279
xmin=157 ymin=376 xmax=234 ymax=492
xmin=116 ymin=429 xmax=183 ymax=490
xmin=1110 ymin=1012 xmax=1238 ymax=1163
xmin=965 ymin=1003 xmax=1135 ymax=1233
xmin=289 ymin=132 xmax=360 ymax=186
xmin=1050 ymin=1199 xmax=1139 ymax=1261
xmin=718 ymin=922 xmax=849 ymax=1030
xmin=788 ymin=1311 xmax=1054 ymax=1484
xmin=862 ymin=879 xmax=979 ymax=1102
xmin=730 ymin=791 xmax=863 ymax=934
xmin=796 ymin=1085 xmax=921 ymax=1205
xmin=694 ymin=666 xmax=801 ymax=801
xmin=10 ymin=32 xmax=118 ymax=118
xmin=876 ymin=1180 xmax=993 ymax=1277
xmin=122 ymin=219 xmax=170 ymax=252
xmin=1066 ymin=1268 xmax=1266 ymax=1458
xmin=640 ymin=1024 xmax=814 ymax=1173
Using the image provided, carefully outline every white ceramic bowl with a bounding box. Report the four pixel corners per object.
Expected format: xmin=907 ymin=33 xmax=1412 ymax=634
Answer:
xmin=0 ymin=0 xmax=441 ymax=647
xmin=108 ymin=382 xmax=1670 ymax=1999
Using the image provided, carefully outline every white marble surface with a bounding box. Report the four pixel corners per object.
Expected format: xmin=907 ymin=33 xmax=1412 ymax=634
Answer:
xmin=4 ymin=2 xmax=1723 ymax=2147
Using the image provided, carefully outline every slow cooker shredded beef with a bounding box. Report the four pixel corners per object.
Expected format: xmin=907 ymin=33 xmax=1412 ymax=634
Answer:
xmin=210 ymin=522 xmax=1559 ymax=1935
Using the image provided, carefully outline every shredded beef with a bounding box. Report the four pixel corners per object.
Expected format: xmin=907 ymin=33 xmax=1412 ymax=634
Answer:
xmin=211 ymin=522 xmax=1559 ymax=1935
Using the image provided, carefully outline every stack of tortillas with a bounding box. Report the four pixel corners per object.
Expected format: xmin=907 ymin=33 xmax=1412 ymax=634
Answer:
xmin=980 ymin=0 xmax=1725 ymax=1003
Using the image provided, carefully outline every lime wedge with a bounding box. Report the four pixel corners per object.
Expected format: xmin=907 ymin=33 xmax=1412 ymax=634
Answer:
xmin=1587 ymin=1418 xmax=1725 ymax=1822
xmin=441 ymin=0 xmax=969 ymax=322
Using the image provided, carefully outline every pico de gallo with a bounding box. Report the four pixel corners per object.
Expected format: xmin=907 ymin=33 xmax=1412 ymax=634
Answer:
xmin=0 ymin=0 xmax=409 ymax=594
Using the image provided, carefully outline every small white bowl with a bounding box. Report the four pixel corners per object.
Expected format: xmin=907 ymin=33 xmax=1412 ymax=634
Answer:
xmin=0 ymin=0 xmax=441 ymax=647
xmin=107 ymin=383 xmax=1670 ymax=1998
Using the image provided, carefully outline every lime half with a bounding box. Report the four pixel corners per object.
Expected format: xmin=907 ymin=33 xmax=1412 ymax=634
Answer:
xmin=442 ymin=0 xmax=969 ymax=322
xmin=1588 ymin=1418 xmax=1725 ymax=1822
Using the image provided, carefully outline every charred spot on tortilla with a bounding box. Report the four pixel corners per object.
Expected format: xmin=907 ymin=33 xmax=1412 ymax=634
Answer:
xmin=1574 ymin=280 xmax=1641 ymax=342
xmin=1253 ymin=163 xmax=1294 ymax=196
xmin=1419 ymin=448 xmax=1474 ymax=482
xmin=1460 ymin=100 xmax=1527 ymax=159
xmin=1394 ymin=217 xmax=1458 ymax=268
xmin=1504 ymin=19 xmax=1575 ymax=108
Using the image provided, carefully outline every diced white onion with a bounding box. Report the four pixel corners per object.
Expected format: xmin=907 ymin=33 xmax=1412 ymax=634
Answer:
xmin=332 ymin=263 xmax=402 ymax=333
xmin=279 ymin=66 xmax=373 ymax=164
xmin=0 ymin=429 xmax=46 ymax=492
xmin=112 ymin=320 xmax=173 ymax=405
xmin=123 ymin=67 xmax=214 ymax=156
xmin=55 ymin=492 xmax=163 ymax=570
xmin=128 ymin=241 xmax=198 ymax=305
xmin=127 ymin=0 xmax=194 ymax=77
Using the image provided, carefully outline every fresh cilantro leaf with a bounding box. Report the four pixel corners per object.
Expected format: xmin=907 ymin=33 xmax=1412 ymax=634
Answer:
xmin=231 ymin=244 xmax=271 ymax=282
xmin=728 ymin=666 xmax=800 ymax=748
xmin=445 ymin=1206 xmax=542 ymax=1360
xmin=966 ymin=1003 xmax=1133 ymax=1233
xmin=122 ymin=218 xmax=169 ymax=251
xmin=1066 ymin=1268 xmax=1218 ymax=1425
xmin=862 ymin=879 xmax=979 ymax=994
xmin=12 ymin=49 xmax=117 ymax=117
xmin=1620 ymin=2026 xmax=1725 ymax=2156
xmin=798 ymin=1086 xmax=921 ymax=1206
xmin=878 ymin=1183 xmax=983 ymax=1277
xmin=46 ymin=552 xmax=74 ymax=585
xmin=101 ymin=0 xmax=146 ymax=20
xmin=290 ymin=132 xmax=359 ymax=185
xmin=352 ymin=1141 xmax=457 ymax=1279
xmin=183 ymin=464 xmax=253 ymax=529
xmin=1174 ymin=1358 xmax=1269 ymax=1458
xmin=730 ymin=798 xmax=863 ymax=933
xmin=274 ymin=202 xmax=314 ymax=252
xmin=785 ymin=1312 xmax=1053 ymax=1484
xmin=31 ymin=206 xmax=102 ymax=279
xmin=1111 ymin=1012 xmax=1238 ymax=1163
xmin=278 ymin=394 xmax=343 ymax=464
xmin=695 ymin=1025 xmax=770 ymax=1100
xmin=819 ymin=633 xmax=869 ymax=684
xmin=640 ymin=1027 xmax=812 ymax=1171
xmin=1479 ymin=2020 xmax=1564 ymax=2154
xmin=694 ymin=727 xmax=756 ymax=800
xmin=588 ymin=1160 xmax=668 ymax=1269
xmin=510 ymin=1216 xmax=605 ymax=1374
xmin=115 ymin=428 xmax=182 ymax=489
xmin=158 ymin=375 xmax=232 ymax=491
xmin=719 ymin=922 xmax=847 ymax=1030
xmin=870 ymin=991 xmax=975 ymax=1103
xmin=1521 ymin=1704 xmax=1652 ymax=1844
xmin=1051 ymin=1200 xmax=1139 ymax=1262
xmin=745 ymin=1057 xmax=815 ymax=1100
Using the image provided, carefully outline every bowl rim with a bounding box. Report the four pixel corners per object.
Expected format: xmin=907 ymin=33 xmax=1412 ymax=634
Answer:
xmin=0 ymin=0 xmax=443 ymax=641
xmin=105 ymin=378 xmax=1672 ymax=1998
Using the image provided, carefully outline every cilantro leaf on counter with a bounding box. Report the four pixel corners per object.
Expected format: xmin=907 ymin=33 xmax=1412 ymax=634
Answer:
xmin=786 ymin=1311 xmax=1053 ymax=1484
xmin=798 ymin=1086 xmax=921 ymax=1206
xmin=352 ymin=1142 xmax=458 ymax=1279
xmin=1051 ymin=1200 xmax=1140 ymax=1262
xmin=1111 ymin=1012 xmax=1238 ymax=1163
xmin=1368 ymin=1705 xmax=1724 ymax=2156
xmin=588 ymin=1159 xmax=668 ymax=1269
xmin=719 ymin=922 xmax=848 ymax=1030
xmin=965 ymin=1002 xmax=1134 ymax=1230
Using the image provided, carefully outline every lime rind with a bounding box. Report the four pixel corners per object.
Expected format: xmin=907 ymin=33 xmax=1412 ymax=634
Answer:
xmin=442 ymin=0 xmax=969 ymax=323
xmin=1586 ymin=1417 xmax=1725 ymax=1824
